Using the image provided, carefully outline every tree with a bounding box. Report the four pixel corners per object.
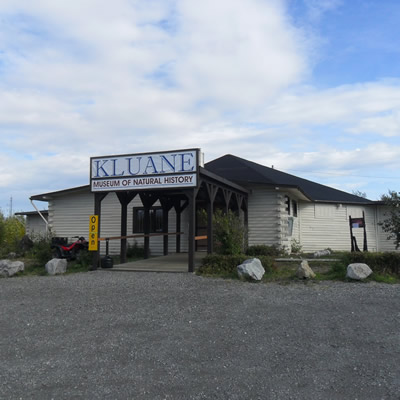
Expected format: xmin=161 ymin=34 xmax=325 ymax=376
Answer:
xmin=213 ymin=209 xmax=247 ymax=255
xmin=352 ymin=190 xmax=367 ymax=199
xmin=0 ymin=211 xmax=5 ymax=247
xmin=0 ymin=211 xmax=26 ymax=256
xmin=380 ymin=190 xmax=400 ymax=249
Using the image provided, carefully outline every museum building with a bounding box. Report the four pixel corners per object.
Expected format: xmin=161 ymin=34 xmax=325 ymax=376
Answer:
xmin=28 ymin=149 xmax=396 ymax=271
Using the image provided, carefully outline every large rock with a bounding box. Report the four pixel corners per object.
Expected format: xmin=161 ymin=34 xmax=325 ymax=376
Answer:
xmin=313 ymin=249 xmax=331 ymax=258
xmin=237 ymin=258 xmax=265 ymax=281
xmin=346 ymin=263 xmax=372 ymax=280
xmin=45 ymin=258 xmax=68 ymax=275
xmin=0 ymin=260 xmax=25 ymax=277
xmin=297 ymin=260 xmax=316 ymax=279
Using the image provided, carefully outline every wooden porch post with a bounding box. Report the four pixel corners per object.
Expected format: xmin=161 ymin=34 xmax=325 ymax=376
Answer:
xmin=160 ymin=197 xmax=174 ymax=256
xmin=174 ymin=198 xmax=188 ymax=254
xmin=139 ymin=193 xmax=158 ymax=259
xmin=117 ymin=192 xmax=137 ymax=264
xmin=206 ymin=184 xmax=218 ymax=254
xmin=207 ymin=201 xmax=213 ymax=254
xmin=187 ymin=190 xmax=196 ymax=272
xmin=163 ymin=206 xmax=169 ymax=256
xmin=222 ymin=189 xmax=232 ymax=214
xmin=176 ymin=208 xmax=181 ymax=253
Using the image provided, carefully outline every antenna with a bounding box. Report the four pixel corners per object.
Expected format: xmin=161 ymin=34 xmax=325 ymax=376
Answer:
xmin=9 ymin=196 xmax=12 ymax=217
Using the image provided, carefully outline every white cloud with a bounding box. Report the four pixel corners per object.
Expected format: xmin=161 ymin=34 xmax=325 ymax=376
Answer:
xmin=349 ymin=111 xmax=400 ymax=137
xmin=0 ymin=0 xmax=399 ymax=210
xmin=172 ymin=0 xmax=308 ymax=109
xmin=262 ymin=81 xmax=400 ymax=136
xmin=265 ymin=142 xmax=400 ymax=172
xmin=303 ymin=0 xmax=342 ymax=21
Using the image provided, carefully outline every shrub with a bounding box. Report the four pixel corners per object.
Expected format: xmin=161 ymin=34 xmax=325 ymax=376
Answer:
xmin=127 ymin=241 xmax=145 ymax=259
xmin=340 ymin=252 xmax=400 ymax=276
xmin=75 ymin=249 xmax=92 ymax=269
xmin=246 ymin=244 xmax=284 ymax=257
xmin=0 ymin=214 xmax=26 ymax=256
xmin=213 ymin=209 xmax=247 ymax=255
xmin=198 ymin=254 xmax=274 ymax=277
xmin=291 ymin=239 xmax=302 ymax=254
xmin=322 ymin=261 xmax=347 ymax=280
xmin=28 ymin=237 xmax=53 ymax=266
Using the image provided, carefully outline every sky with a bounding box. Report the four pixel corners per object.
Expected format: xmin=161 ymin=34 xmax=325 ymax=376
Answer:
xmin=1 ymin=0 xmax=400 ymax=213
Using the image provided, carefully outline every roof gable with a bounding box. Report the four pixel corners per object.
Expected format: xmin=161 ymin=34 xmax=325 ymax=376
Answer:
xmin=205 ymin=154 xmax=372 ymax=204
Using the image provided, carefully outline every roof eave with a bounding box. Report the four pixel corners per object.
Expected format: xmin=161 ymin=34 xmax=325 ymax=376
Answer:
xmin=30 ymin=185 xmax=90 ymax=202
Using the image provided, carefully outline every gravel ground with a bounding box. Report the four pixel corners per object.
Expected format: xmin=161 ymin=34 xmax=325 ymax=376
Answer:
xmin=1 ymin=272 xmax=399 ymax=400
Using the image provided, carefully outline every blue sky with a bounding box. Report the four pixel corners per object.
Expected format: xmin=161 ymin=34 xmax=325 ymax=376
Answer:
xmin=0 ymin=0 xmax=399 ymax=213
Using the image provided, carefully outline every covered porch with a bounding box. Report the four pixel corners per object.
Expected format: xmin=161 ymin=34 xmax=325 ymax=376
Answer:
xmin=92 ymin=166 xmax=249 ymax=272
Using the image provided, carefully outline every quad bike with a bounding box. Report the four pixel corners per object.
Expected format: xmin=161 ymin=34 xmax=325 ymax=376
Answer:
xmin=51 ymin=236 xmax=88 ymax=261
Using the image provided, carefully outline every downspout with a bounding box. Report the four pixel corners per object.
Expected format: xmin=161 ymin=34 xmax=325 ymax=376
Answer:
xmin=374 ymin=204 xmax=379 ymax=252
xmin=298 ymin=202 xmax=302 ymax=248
xmin=30 ymin=198 xmax=49 ymax=233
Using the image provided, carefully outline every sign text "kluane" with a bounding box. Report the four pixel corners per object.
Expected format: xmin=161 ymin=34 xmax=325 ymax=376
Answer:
xmin=91 ymin=151 xmax=197 ymax=178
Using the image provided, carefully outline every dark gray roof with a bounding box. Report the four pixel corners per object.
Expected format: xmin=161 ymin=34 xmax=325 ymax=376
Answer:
xmin=15 ymin=210 xmax=48 ymax=216
xmin=205 ymin=154 xmax=372 ymax=204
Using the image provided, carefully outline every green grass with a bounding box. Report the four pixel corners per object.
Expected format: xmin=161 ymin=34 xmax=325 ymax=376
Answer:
xmin=197 ymin=255 xmax=400 ymax=285
xmin=5 ymin=253 xmax=147 ymax=278
xmin=369 ymin=273 xmax=400 ymax=284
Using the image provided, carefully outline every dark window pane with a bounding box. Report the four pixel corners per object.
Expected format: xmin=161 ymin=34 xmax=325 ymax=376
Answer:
xmin=133 ymin=208 xmax=145 ymax=233
xmin=153 ymin=208 xmax=163 ymax=232
xmin=133 ymin=207 xmax=164 ymax=233
xmin=292 ymin=200 xmax=298 ymax=217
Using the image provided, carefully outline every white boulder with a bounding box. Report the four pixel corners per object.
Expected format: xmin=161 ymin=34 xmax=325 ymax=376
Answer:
xmin=297 ymin=260 xmax=316 ymax=279
xmin=237 ymin=258 xmax=265 ymax=281
xmin=45 ymin=258 xmax=68 ymax=275
xmin=0 ymin=260 xmax=25 ymax=277
xmin=346 ymin=263 xmax=372 ymax=280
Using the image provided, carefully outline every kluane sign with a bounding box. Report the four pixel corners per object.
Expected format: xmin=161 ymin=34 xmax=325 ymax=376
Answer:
xmin=90 ymin=149 xmax=200 ymax=192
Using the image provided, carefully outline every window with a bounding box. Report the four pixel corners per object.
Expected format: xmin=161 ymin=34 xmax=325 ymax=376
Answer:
xmin=292 ymin=200 xmax=298 ymax=217
xmin=285 ymin=195 xmax=291 ymax=215
xmin=133 ymin=207 xmax=164 ymax=233
xmin=287 ymin=217 xmax=294 ymax=236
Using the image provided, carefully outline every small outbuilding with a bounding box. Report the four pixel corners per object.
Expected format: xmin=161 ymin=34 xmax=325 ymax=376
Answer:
xmin=15 ymin=210 xmax=49 ymax=238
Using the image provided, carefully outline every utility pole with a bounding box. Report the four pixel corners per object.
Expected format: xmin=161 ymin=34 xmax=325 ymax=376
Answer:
xmin=9 ymin=196 xmax=13 ymax=217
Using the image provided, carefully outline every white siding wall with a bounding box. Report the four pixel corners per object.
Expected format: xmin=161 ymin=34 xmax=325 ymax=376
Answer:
xmin=47 ymin=186 xmax=400 ymax=255
xmin=48 ymin=190 xmax=93 ymax=240
xmin=247 ymin=186 xmax=281 ymax=246
xmin=298 ymin=202 xmax=378 ymax=252
xmin=26 ymin=214 xmax=48 ymax=237
xmin=49 ymin=189 xmax=188 ymax=256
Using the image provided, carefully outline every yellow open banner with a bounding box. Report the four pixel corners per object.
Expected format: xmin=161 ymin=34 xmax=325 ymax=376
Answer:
xmin=89 ymin=215 xmax=98 ymax=251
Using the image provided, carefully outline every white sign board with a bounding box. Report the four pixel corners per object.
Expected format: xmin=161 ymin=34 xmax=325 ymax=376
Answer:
xmin=90 ymin=149 xmax=199 ymax=192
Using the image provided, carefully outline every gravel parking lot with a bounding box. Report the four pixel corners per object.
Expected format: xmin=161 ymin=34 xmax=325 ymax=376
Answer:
xmin=1 ymin=271 xmax=399 ymax=399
